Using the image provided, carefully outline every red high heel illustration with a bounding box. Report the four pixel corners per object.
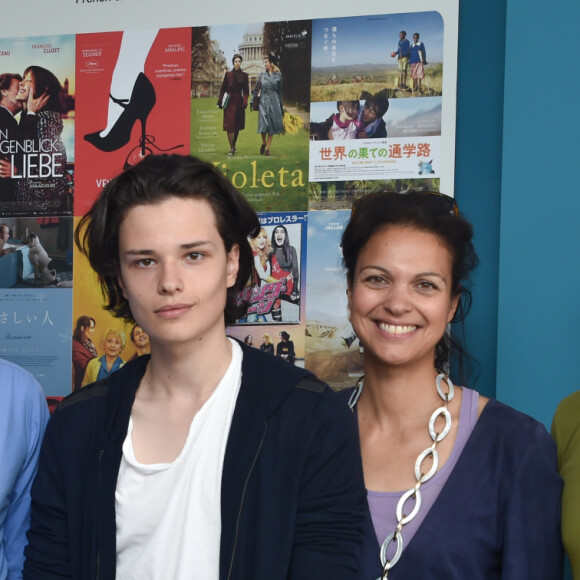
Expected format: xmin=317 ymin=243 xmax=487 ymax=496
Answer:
xmin=123 ymin=134 xmax=184 ymax=170
xmin=84 ymin=73 xmax=156 ymax=152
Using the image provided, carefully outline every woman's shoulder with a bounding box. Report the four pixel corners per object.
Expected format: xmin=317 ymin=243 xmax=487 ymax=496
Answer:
xmin=478 ymin=398 xmax=556 ymax=457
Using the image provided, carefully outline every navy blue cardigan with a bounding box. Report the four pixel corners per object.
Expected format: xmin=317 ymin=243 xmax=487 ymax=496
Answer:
xmin=341 ymin=388 xmax=564 ymax=580
xmin=24 ymin=345 xmax=368 ymax=579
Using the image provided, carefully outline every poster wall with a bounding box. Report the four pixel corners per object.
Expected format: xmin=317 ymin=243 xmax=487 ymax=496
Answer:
xmin=0 ymin=1 xmax=458 ymax=396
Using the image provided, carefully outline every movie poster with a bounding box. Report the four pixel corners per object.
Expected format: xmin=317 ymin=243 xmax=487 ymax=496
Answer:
xmin=0 ymin=217 xmax=73 ymax=289
xmin=0 ymin=288 xmax=73 ymax=396
xmin=304 ymin=210 xmax=363 ymax=390
xmin=226 ymin=210 xmax=307 ymax=365
xmin=308 ymin=11 xmax=444 ymax=209
xmin=75 ymin=28 xmax=191 ymax=214
xmin=72 ymin=225 xmax=147 ymax=393
xmin=191 ymin=22 xmax=311 ymax=211
xmin=0 ymin=35 xmax=75 ymax=217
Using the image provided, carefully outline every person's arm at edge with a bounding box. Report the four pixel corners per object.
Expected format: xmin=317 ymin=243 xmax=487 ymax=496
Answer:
xmin=5 ymin=375 xmax=48 ymax=579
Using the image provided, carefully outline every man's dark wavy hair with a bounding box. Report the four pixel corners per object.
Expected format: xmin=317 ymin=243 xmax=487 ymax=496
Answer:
xmin=75 ymin=154 xmax=260 ymax=325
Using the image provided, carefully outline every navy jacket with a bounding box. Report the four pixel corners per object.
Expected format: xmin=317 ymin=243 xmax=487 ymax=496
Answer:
xmin=341 ymin=388 xmax=563 ymax=580
xmin=24 ymin=344 xmax=368 ymax=579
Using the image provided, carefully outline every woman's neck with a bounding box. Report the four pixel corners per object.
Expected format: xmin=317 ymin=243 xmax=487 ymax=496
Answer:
xmin=360 ymin=360 xmax=442 ymax=426
xmin=104 ymin=354 xmax=118 ymax=368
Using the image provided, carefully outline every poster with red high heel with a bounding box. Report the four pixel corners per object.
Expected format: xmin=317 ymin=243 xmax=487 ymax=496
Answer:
xmin=75 ymin=28 xmax=191 ymax=215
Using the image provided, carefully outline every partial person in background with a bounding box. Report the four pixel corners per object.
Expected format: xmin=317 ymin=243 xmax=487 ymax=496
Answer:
xmin=356 ymin=95 xmax=389 ymax=139
xmin=0 ymin=358 xmax=48 ymax=579
xmin=249 ymin=227 xmax=272 ymax=286
xmin=552 ymin=391 xmax=580 ymax=579
xmin=81 ymin=328 xmax=126 ymax=387
xmin=217 ymin=54 xmax=249 ymax=157
xmin=330 ymin=101 xmax=361 ymax=140
xmin=390 ymin=30 xmax=410 ymax=89
xmin=268 ymin=225 xmax=299 ymax=322
xmin=341 ymin=190 xmax=563 ymax=579
xmin=0 ymin=223 xmax=15 ymax=257
xmin=15 ymin=66 xmax=69 ymax=213
xmin=259 ymin=333 xmax=274 ymax=355
xmin=129 ymin=324 xmax=150 ymax=360
xmin=243 ymin=335 xmax=254 ymax=347
xmin=0 ymin=73 xmax=22 ymax=204
xmin=71 ymin=315 xmax=98 ymax=392
xmin=252 ymin=54 xmax=283 ymax=157
xmin=276 ymin=331 xmax=295 ymax=364
xmin=410 ymin=33 xmax=427 ymax=94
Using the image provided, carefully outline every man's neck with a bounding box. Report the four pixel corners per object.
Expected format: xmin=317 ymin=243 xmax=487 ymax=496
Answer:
xmin=0 ymin=103 xmax=21 ymax=116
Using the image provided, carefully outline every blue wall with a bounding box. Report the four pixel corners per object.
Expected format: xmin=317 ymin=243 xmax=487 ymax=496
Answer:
xmin=455 ymin=0 xmax=506 ymax=400
xmin=456 ymin=0 xmax=580 ymax=434
xmin=497 ymin=0 xmax=580 ymax=431
xmin=457 ymin=4 xmax=574 ymax=574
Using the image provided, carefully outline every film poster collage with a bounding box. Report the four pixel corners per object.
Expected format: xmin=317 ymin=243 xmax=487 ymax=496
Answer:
xmin=0 ymin=11 xmax=444 ymax=399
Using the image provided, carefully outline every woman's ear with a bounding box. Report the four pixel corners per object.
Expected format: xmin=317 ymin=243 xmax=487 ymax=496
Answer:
xmin=448 ymin=292 xmax=461 ymax=324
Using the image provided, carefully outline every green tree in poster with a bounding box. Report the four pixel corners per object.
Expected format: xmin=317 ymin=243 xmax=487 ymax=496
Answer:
xmin=263 ymin=20 xmax=311 ymax=110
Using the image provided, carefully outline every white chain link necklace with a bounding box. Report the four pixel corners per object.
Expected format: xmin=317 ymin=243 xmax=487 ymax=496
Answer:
xmin=348 ymin=372 xmax=455 ymax=579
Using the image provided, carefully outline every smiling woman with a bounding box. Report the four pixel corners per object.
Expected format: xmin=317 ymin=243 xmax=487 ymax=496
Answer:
xmin=80 ymin=327 xmax=125 ymax=387
xmin=340 ymin=190 xmax=564 ymax=580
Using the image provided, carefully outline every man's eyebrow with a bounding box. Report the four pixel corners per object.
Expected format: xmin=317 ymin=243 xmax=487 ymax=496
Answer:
xmin=122 ymin=240 xmax=214 ymax=255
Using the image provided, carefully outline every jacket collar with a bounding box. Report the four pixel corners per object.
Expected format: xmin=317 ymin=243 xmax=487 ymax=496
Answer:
xmin=237 ymin=340 xmax=312 ymax=419
xmin=102 ymin=340 xmax=312 ymax=439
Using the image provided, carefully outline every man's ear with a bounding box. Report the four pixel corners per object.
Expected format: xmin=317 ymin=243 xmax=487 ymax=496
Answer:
xmin=226 ymin=244 xmax=240 ymax=289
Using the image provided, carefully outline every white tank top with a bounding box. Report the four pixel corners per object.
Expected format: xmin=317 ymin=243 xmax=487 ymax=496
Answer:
xmin=115 ymin=338 xmax=242 ymax=579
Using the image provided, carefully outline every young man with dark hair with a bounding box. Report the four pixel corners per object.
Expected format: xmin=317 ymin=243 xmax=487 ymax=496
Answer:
xmin=24 ymin=154 xmax=367 ymax=580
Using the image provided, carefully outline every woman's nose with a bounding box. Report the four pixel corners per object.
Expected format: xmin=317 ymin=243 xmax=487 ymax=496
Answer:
xmin=383 ymin=284 xmax=411 ymax=315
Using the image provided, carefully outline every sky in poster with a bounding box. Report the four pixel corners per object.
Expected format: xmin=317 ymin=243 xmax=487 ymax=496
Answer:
xmin=306 ymin=210 xmax=349 ymax=323
xmin=312 ymin=11 xmax=443 ymax=68
xmin=0 ymin=35 xmax=76 ymax=94
xmin=207 ymin=23 xmax=262 ymax=65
